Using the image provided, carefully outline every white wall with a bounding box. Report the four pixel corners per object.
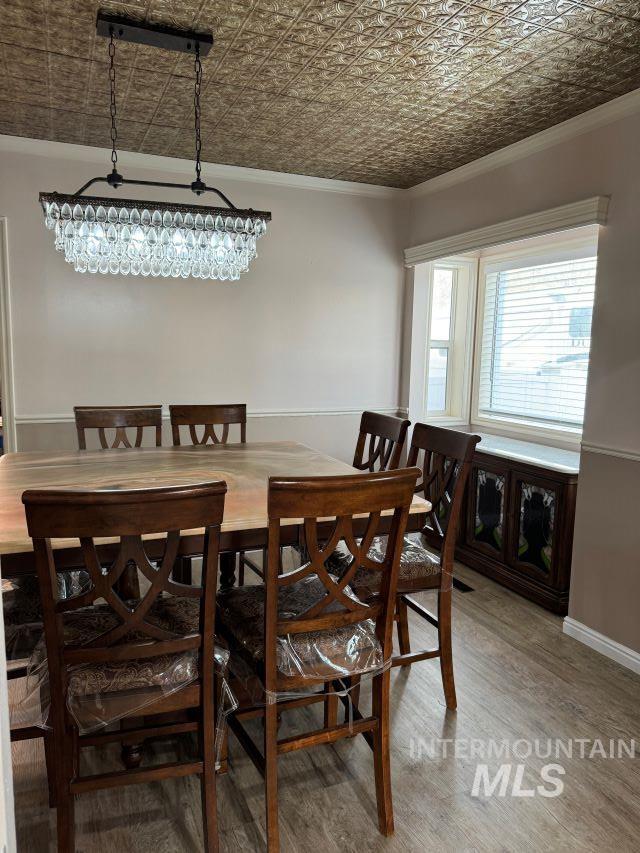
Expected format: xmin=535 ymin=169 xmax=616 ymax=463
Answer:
xmin=0 ymin=139 xmax=406 ymax=462
xmin=404 ymin=106 xmax=640 ymax=655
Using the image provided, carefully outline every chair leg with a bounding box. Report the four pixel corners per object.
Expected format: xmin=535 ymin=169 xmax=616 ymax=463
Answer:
xmin=371 ymin=669 xmax=394 ymax=836
xmin=44 ymin=730 xmax=57 ymax=808
xmin=438 ymin=587 xmax=457 ymax=710
xmin=264 ymin=701 xmax=280 ymax=852
xmin=238 ymin=552 xmax=245 ymax=586
xmin=345 ymin=674 xmax=361 ymax=726
xmin=200 ymin=725 xmax=219 ymax=852
xmin=56 ymin=731 xmax=76 ymax=853
xmin=323 ymin=682 xmax=338 ymax=729
xmin=396 ymin=597 xmax=411 ymax=661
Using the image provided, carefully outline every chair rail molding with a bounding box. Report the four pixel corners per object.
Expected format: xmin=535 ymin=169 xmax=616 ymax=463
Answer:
xmin=404 ymin=197 xmax=610 ymax=266
xmin=563 ymin=617 xmax=640 ymax=675
xmin=15 ymin=406 xmax=405 ymax=425
xmin=581 ymin=442 xmax=640 ymax=463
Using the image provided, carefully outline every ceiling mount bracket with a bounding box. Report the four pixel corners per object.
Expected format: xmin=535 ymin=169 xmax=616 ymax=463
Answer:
xmin=96 ymin=11 xmax=214 ymax=55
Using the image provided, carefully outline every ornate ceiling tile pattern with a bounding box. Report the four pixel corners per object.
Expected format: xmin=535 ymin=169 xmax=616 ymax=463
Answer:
xmin=1 ymin=0 xmax=640 ymax=187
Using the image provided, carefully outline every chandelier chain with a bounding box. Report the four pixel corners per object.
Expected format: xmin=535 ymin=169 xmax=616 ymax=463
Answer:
xmin=194 ymin=42 xmax=202 ymax=183
xmin=108 ymin=31 xmax=118 ymax=170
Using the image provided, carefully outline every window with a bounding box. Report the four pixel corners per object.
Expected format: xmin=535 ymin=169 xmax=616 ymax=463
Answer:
xmin=408 ymin=226 xmax=600 ymax=443
xmin=426 ymin=268 xmax=454 ymax=413
xmin=408 ymin=258 xmax=475 ymax=425
xmin=474 ymin=240 xmax=597 ymax=435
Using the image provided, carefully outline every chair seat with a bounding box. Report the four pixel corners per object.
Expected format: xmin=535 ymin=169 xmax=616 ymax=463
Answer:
xmin=29 ymin=595 xmax=223 ymax=733
xmin=3 ymin=571 xmax=90 ymax=662
xmin=331 ymin=532 xmax=442 ymax=597
xmin=217 ymin=574 xmax=383 ymax=680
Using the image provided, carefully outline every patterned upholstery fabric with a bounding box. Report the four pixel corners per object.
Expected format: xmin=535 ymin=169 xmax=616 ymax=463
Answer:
xmin=3 ymin=571 xmax=90 ymax=661
xmin=30 ymin=594 xmax=202 ymax=697
xmin=217 ymin=574 xmax=383 ymax=680
xmin=24 ymin=594 xmax=228 ymax=733
xmin=332 ymin=532 xmax=442 ymax=597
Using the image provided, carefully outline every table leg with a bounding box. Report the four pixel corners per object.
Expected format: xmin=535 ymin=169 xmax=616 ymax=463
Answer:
xmin=220 ymin=552 xmax=237 ymax=591
xmin=119 ymin=559 xmax=141 ymax=600
xmin=120 ymin=716 xmax=144 ymax=769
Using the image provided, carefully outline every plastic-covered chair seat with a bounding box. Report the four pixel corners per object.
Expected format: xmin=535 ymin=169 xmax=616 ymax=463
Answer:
xmin=331 ymin=532 xmax=442 ymax=596
xmin=27 ymin=595 xmax=228 ymax=733
xmin=217 ymin=574 xmax=383 ymax=680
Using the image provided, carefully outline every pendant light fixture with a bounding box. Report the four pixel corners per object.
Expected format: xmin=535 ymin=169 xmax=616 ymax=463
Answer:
xmin=40 ymin=14 xmax=271 ymax=281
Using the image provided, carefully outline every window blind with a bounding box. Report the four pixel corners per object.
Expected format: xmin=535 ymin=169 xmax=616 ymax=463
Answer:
xmin=478 ymin=254 xmax=597 ymax=430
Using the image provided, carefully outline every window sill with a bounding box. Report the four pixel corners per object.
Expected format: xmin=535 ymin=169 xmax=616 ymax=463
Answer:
xmin=471 ymin=413 xmax=582 ymax=451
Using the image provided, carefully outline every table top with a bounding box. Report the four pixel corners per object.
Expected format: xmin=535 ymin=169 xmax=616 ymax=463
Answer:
xmin=0 ymin=441 xmax=429 ymax=556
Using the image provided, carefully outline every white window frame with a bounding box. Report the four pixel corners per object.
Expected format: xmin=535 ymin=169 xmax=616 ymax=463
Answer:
xmin=408 ymin=256 xmax=477 ymax=426
xmin=470 ymin=229 xmax=599 ymax=446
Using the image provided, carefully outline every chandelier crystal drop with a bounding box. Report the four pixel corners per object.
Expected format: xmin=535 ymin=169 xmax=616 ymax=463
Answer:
xmin=39 ymin=14 xmax=271 ymax=281
xmin=41 ymin=195 xmax=268 ymax=281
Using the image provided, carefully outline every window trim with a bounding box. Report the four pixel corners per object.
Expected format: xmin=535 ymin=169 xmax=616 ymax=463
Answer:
xmin=470 ymin=232 xmax=599 ymax=447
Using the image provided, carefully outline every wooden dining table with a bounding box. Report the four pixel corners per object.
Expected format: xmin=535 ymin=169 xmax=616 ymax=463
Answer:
xmin=0 ymin=441 xmax=430 ymax=584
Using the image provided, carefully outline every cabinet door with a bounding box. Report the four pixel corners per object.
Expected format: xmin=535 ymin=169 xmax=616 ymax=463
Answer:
xmin=466 ymin=460 xmax=510 ymax=561
xmin=507 ymin=472 xmax=562 ymax=583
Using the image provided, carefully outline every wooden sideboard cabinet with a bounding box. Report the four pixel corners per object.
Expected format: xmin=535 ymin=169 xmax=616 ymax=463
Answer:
xmin=455 ymin=434 xmax=580 ymax=615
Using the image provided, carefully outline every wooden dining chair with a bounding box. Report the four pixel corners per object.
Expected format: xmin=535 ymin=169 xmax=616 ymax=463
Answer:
xmin=169 ymin=404 xmax=255 ymax=586
xmin=169 ymin=403 xmax=246 ymax=446
xmin=290 ymin=411 xmax=411 ymax=575
xmin=74 ymin=405 xmax=163 ymax=449
xmin=353 ymin=411 xmax=411 ymax=472
xmin=218 ymin=467 xmax=419 ymax=851
xmin=341 ymin=424 xmax=480 ymax=711
xmin=23 ymin=481 xmax=227 ymax=853
xmin=5 ymin=405 xmax=159 ymax=743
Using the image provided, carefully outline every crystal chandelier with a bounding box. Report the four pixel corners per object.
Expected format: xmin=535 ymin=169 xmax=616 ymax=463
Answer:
xmin=39 ymin=15 xmax=271 ymax=281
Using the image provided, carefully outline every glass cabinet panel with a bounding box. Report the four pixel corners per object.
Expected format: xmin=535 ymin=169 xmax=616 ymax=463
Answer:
xmin=473 ymin=469 xmax=505 ymax=554
xmin=516 ymin=483 xmax=556 ymax=574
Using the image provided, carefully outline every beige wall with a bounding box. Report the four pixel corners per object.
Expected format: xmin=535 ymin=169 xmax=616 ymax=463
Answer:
xmin=405 ymin=110 xmax=640 ymax=654
xmin=0 ymin=141 xmax=406 ymax=463
xmin=2 ymin=112 xmax=639 ymax=656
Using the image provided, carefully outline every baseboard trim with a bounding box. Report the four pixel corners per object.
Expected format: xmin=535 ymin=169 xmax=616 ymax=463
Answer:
xmin=563 ymin=617 xmax=640 ymax=675
xmin=15 ymin=406 xmax=403 ymax=425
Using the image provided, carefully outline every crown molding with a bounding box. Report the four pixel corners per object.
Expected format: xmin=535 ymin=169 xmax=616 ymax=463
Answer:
xmin=3 ymin=86 xmax=640 ymax=203
xmin=0 ymin=134 xmax=402 ymax=200
xmin=404 ymin=196 xmax=609 ymax=266
xmin=407 ymin=87 xmax=640 ymax=198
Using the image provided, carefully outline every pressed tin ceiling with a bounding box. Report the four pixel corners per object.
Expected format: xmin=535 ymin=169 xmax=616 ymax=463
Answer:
xmin=2 ymin=1 xmax=640 ymax=188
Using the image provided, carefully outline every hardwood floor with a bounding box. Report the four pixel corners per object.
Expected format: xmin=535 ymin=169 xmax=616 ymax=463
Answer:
xmin=11 ymin=562 xmax=640 ymax=852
